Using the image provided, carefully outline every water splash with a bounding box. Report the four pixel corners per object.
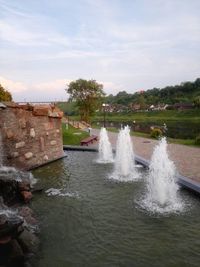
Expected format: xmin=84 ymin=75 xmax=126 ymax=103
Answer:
xmin=110 ymin=126 xmax=139 ymax=181
xmin=140 ymin=137 xmax=184 ymax=214
xmin=0 ymin=166 xmax=37 ymax=186
xmin=45 ymin=188 xmax=79 ymax=198
xmin=97 ymin=127 xmax=114 ymax=163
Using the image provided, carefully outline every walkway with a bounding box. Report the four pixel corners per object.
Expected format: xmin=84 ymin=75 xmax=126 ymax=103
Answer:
xmin=62 ymin=117 xmax=90 ymax=130
xmin=91 ymin=129 xmax=200 ymax=183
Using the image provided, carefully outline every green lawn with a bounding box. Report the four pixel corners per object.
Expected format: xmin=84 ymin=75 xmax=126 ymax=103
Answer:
xmin=62 ymin=124 xmax=89 ymax=145
xmin=64 ymin=109 xmax=200 ymax=146
xmin=94 ymin=109 xmax=200 ymax=122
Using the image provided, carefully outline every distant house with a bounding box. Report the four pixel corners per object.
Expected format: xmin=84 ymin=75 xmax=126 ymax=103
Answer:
xmin=173 ymin=103 xmax=194 ymax=110
xmin=149 ymin=104 xmax=168 ymax=111
xmin=129 ymin=103 xmax=141 ymax=111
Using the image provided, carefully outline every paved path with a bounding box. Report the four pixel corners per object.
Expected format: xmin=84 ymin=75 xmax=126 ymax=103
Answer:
xmin=91 ymin=129 xmax=200 ymax=183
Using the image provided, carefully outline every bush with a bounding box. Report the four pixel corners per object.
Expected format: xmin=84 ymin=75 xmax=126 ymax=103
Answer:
xmin=150 ymin=128 xmax=163 ymax=139
xmin=195 ymin=134 xmax=200 ymax=145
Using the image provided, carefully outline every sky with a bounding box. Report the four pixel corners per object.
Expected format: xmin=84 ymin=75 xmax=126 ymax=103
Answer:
xmin=0 ymin=0 xmax=200 ymax=102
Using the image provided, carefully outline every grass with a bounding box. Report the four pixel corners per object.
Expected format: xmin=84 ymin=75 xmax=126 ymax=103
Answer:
xmin=62 ymin=124 xmax=89 ymax=145
xmin=94 ymin=109 xmax=200 ymax=123
xmin=65 ymin=109 xmax=200 ymax=147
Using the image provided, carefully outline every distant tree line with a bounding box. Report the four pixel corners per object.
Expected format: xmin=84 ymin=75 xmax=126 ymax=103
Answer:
xmin=105 ymin=78 xmax=200 ymax=107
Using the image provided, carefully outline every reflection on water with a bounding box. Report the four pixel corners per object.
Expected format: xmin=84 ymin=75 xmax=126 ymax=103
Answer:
xmin=32 ymin=152 xmax=200 ymax=267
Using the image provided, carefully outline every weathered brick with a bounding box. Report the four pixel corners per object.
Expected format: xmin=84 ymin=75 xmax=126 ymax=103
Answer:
xmin=16 ymin=141 xmax=25 ymax=149
xmin=48 ymin=111 xmax=63 ymax=118
xmin=12 ymin=152 xmax=19 ymax=158
xmin=24 ymin=152 xmax=33 ymax=159
xmin=40 ymin=137 xmax=45 ymax=151
xmin=6 ymin=129 xmax=14 ymax=139
xmin=50 ymin=140 xmax=57 ymax=145
xmin=44 ymin=122 xmax=53 ymax=130
xmin=43 ymin=155 xmax=48 ymax=161
xmin=33 ymin=106 xmax=50 ymax=116
xmin=30 ymin=128 xmax=36 ymax=138
xmin=19 ymin=118 xmax=26 ymax=128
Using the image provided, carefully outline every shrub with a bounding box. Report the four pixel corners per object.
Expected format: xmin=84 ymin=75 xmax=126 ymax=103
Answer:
xmin=150 ymin=128 xmax=163 ymax=139
xmin=195 ymin=134 xmax=200 ymax=145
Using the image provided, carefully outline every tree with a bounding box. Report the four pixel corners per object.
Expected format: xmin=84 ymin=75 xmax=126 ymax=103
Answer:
xmin=66 ymin=79 xmax=105 ymax=122
xmin=138 ymin=94 xmax=146 ymax=109
xmin=193 ymin=96 xmax=200 ymax=108
xmin=0 ymin=84 xmax=12 ymax=101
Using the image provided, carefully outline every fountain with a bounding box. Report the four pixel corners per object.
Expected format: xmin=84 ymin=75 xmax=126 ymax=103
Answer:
xmin=140 ymin=137 xmax=183 ymax=213
xmin=110 ymin=126 xmax=139 ymax=181
xmin=97 ymin=127 xmax=114 ymax=163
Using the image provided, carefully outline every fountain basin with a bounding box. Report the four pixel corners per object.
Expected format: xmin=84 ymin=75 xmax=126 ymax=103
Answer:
xmin=31 ymin=151 xmax=200 ymax=267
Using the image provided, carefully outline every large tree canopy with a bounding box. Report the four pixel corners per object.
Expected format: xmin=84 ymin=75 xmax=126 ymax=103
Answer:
xmin=0 ymin=84 xmax=12 ymax=101
xmin=66 ymin=79 xmax=105 ymax=122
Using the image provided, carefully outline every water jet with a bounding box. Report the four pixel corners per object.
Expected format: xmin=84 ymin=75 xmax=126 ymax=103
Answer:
xmin=110 ymin=126 xmax=139 ymax=181
xmin=97 ymin=127 xmax=113 ymax=163
xmin=140 ymin=137 xmax=184 ymax=213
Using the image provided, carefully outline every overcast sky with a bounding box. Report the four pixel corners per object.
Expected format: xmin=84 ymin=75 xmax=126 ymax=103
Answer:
xmin=0 ymin=0 xmax=200 ymax=101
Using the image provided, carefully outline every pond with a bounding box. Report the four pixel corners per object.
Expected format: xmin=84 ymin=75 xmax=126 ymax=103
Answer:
xmin=32 ymin=151 xmax=200 ymax=267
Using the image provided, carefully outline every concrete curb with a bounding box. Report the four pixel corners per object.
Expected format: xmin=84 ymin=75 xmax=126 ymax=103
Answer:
xmin=63 ymin=145 xmax=98 ymax=152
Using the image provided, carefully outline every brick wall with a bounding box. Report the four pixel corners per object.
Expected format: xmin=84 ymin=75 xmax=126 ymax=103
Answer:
xmin=0 ymin=103 xmax=64 ymax=170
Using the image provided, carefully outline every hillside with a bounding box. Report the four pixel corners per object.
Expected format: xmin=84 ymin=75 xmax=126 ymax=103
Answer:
xmin=105 ymin=78 xmax=200 ymax=106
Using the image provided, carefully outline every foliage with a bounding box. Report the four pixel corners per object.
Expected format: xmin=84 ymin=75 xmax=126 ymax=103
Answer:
xmin=195 ymin=134 xmax=200 ymax=145
xmin=150 ymin=128 xmax=163 ymax=139
xmin=193 ymin=96 xmax=200 ymax=108
xmin=62 ymin=124 xmax=89 ymax=145
xmin=66 ymin=79 xmax=105 ymax=123
xmin=56 ymin=101 xmax=78 ymax=116
xmin=0 ymin=84 xmax=12 ymax=101
xmin=105 ymin=78 xmax=200 ymax=106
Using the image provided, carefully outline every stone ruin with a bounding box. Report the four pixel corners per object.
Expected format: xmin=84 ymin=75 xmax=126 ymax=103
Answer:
xmin=0 ymin=102 xmax=64 ymax=266
xmin=0 ymin=102 xmax=64 ymax=170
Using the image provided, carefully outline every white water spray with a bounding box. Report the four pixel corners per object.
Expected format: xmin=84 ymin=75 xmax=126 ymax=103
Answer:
xmin=110 ymin=126 xmax=139 ymax=181
xmin=141 ymin=137 xmax=183 ymax=213
xmin=97 ymin=127 xmax=114 ymax=163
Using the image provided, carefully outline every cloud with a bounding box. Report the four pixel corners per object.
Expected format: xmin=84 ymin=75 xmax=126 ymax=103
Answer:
xmin=0 ymin=0 xmax=200 ymax=101
xmin=0 ymin=76 xmax=27 ymax=93
xmin=0 ymin=75 xmax=124 ymax=101
xmin=98 ymin=81 xmax=124 ymax=95
xmin=0 ymin=76 xmax=68 ymax=101
xmin=34 ymin=79 xmax=70 ymax=92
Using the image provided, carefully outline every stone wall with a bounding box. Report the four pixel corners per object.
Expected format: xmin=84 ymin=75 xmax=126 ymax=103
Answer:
xmin=0 ymin=102 xmax=64 ymax=170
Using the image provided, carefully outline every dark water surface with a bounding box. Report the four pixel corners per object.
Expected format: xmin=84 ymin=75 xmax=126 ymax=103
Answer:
xmin=32 ymin=151 xmax=200 ymax=267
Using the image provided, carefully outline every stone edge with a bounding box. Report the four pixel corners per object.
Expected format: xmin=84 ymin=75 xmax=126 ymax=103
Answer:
xmin=26 ymin=155 xmax=68 ymax=171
